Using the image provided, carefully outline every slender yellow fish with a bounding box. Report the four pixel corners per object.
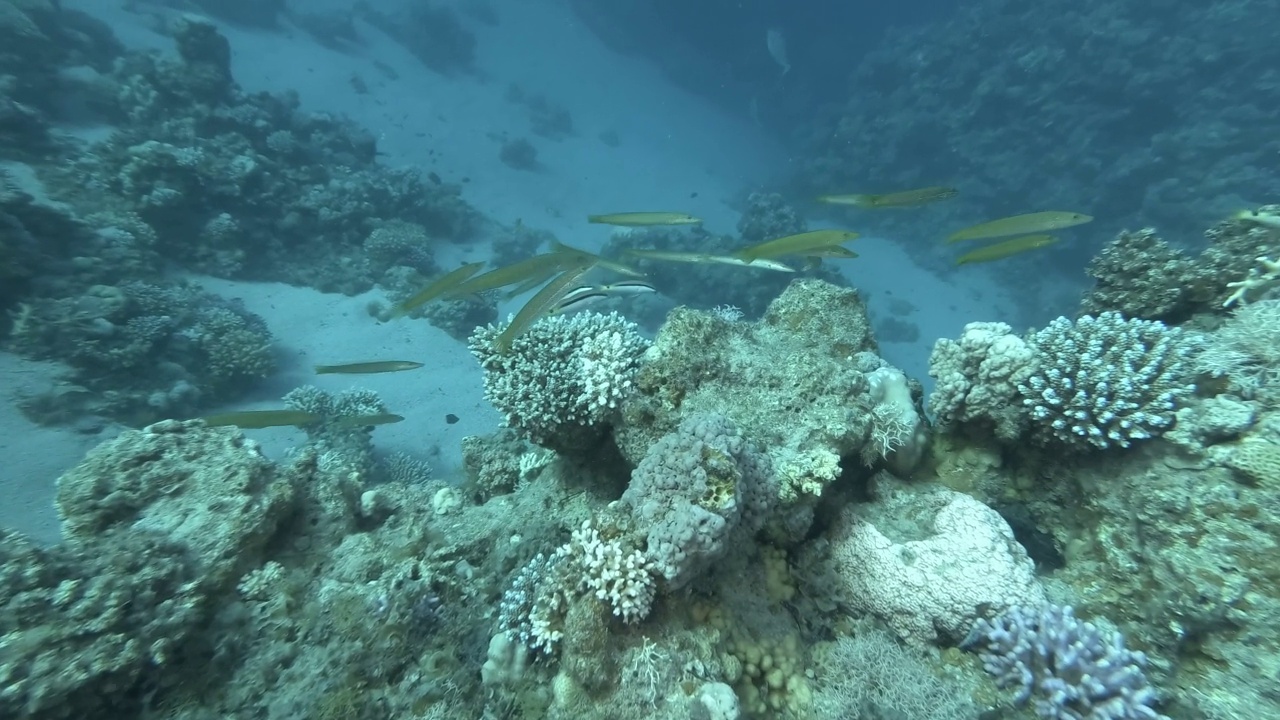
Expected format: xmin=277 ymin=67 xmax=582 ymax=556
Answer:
xmin=587 ymin=212 xmax=703 ymax=227
xmin=818 ymin=186 xmax=958 ymax=208
xmin=389 ymin=261 xmax=485 ymax=317
xmin=202 ymin=409 xmax=323 ymax=428
xmin=947 ymin=211 xmax=1092 ymax=243
xmin=550 ymin=240 xmax=646 ymax=277
xmin=335 ymin=413 xmax=406 ymax=427
xmin=446 ymin=252 xmax=585 ymax=298
xmin=1234 ymin=209 xmax=1280 ymax=229
xmin=955 ymin=234 xmax=1058 ymax=266
xmin=495 ymin=258 xmax=598 ymax=352
xmin=798 ymin=245 xmax=859 ymax=259
xmin=734 ymin=229 xmax=860 ymax=262
xmin=315 ymin=361 xmax=424 ymax=375
xmin=796 ymin=245 xmax=858 ymax=271
xmin=622 ymin=247 xmax=794 ymax=272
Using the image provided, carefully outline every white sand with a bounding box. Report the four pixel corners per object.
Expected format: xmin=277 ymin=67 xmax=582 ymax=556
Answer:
xmin=2 ymin=0 xmax=1013 ymax=541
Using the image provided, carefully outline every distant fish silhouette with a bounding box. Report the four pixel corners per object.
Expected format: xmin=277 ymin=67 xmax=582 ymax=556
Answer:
xmin=766 ymin=28 xmax=790 ymax=76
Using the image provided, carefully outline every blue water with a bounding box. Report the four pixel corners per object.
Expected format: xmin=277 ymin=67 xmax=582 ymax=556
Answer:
xmin=0 ymin=1 xmax=1273 ymax=718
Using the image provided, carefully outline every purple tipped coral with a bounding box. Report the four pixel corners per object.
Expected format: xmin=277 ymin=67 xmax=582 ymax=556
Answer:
xmin=962 ymin=604 xmax=1169 ymax=720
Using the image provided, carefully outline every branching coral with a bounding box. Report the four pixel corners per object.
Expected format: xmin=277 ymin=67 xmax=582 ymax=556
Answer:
xmin=1194 ymin=298 xmax=1280 ymax=399
xmin=469 ymin=310 xmax=648 ymax=454
xmin=496 ymin=520 xmax=656 ymax=656
xmin=1018 ymin=312 xmax=1201 ymax=449
xmin=963 ymin=604 xmax=1169 ymax=720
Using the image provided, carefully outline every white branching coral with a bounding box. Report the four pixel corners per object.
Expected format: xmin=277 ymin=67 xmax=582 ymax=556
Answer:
xmin=469 ymin=310 xmax=649 ymax=453
xmin=496 ymin=521 xmax=657 ymax=655
xmin=1223 ymin=256 xmax=1280 ymax=307
xmin=570 ymin=521 xmax=656 ymax=624
xmin=578 ymin=329 xmax=640 ymax=410
xmin=1019 ymin=312 xmax=1200 ymax=449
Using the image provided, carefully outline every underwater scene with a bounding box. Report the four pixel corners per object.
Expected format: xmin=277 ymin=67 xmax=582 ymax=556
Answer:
xmin=2 ymin=0 xmax=1279 ymax=718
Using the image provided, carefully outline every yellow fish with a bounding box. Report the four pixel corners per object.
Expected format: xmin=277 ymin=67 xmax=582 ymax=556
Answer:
xmin=798 ymin=245 xmax=858 ymax=259
xmin=1233 ymin=209 xmax=1280 ymax=229
xmin=388 ymin=262 xmax=485 ymax=317
xmin=955 ymin=235 xmax=1058 ymax=266
xmin=587 ymin=212 xmax=703 ymax=227
xmin=334 ymin=413 xmax=405 ymax=427
xmin=495 ymin=259 xmax=598 ymax=352
xmin=818 ymin=186 xmax=958 ymax=208
xmin=202 ymin=409 xmax=322 ymax=429
xmin=947 ymin=211 xmax=1092 ymax=243
xmin=445 ymin=252 xmax=584 ymax=298
xmin=734 ymin=229 xmax=860 ymax=262
xmin=315 ymin=361 xmax=424 ymax=374
xmin=550 ymin=240 xmax=645 ymax=278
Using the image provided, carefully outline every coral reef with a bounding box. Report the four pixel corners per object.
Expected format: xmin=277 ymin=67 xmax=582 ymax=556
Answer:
xmin=928 ymin=320 xmax=1037 ymax=441
xmin=818 ymin=483 xmax=1045 ymax=647
xmin=1020 ymin=312 xmax=1200 ymax=450
xmin=8 ymin=7 xmax=1280 ymax=717
xmin=11 ymin=279 xmax=275 ymax=425
xmin=45 ymin=17 xmax=480 ymax=289
xmin=617 ymin=281 xmax=882 ymax=506
xmin=0 ymin=0 xmax=121 ymax=158
xmin=794 ymin=0 xmax=1280 ymax=251
xmin=964 ymin=604 xmax=1169 ymax=720
xmin=929 ymin=312 xmax=1200 ymax=450
xmin=620 ymin=414 xmax=775 ymax=589
xmin=1080 ymin=210 xmax=1280 ymax=320
xmin=469 ymin=311 xmax=649 ymax=455
xmin=12 ymin=258 xmax=1275 ymax=718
